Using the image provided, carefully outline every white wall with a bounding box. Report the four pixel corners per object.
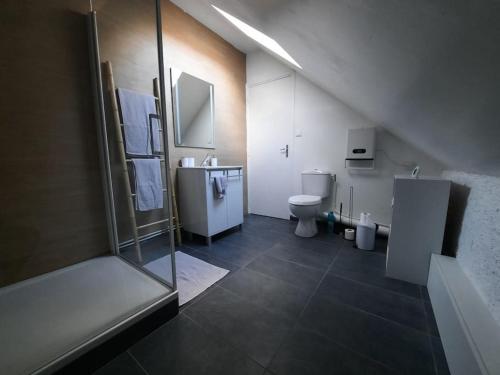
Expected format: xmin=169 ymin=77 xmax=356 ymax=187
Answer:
xmin=247 ymin=51 xmax=445 ymax=225
xmin=442 ymin=170 xmax=500 ymax=324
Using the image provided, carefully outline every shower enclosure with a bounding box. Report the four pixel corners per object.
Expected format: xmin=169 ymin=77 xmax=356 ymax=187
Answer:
xmin=89 ymin=0 xmax=177 ymax=288
xmin=0 ymin=1 xmax=177 ymax=373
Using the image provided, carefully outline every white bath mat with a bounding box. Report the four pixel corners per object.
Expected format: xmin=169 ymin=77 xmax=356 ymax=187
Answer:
xmin=144 ymin=252 xmax=229 ymax=305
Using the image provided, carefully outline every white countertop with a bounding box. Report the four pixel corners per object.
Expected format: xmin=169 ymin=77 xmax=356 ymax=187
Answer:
xmin=178 ymin=165 xmax=243 ymax=170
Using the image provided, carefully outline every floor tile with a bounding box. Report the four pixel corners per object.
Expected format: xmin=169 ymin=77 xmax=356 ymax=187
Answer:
xmin=316 ymin=274 xmax=428 ymax=333
xmin=424 ymin=301 xmax=440 ymax=337
xmin=420 ymin=286 xmax=431 ymax=302
xmin=183 ymin=286 xmax=294 ymax=367
xmin=121 ymin=234 xmax=173 ymax=265
xmin=180 ymin=246 xmax=240 ymax=272
xmin=185 ymin=241 xmax=259 ymax=268
xmin=113 ymin=215 xmax=438 ymax=375
xmin=430 ymin=336 xmax=451 ymax=375
xmin=244 ymin=215 xmax=294 ymax=232
xmin=247 ymin=254 xmax=325 ymax=292
xmin=334 ymin=248 xmax=387 ymax=270
xmin=220 ymin=268 xmax=310 ymax=320
xmin=93 ymin=352 xmax=145 ymax=375
xmin=330 ymin=251 xmax=421 ymax=299
xmin=266 ymin=242 xmax=338 ymax=270
xmin=271 ymin=228 xmax=344 ymax=251
xmin=130 ymin=314 xmax=264 ymax=375
xmin=373 ymin=236 xmax=389 ymax=254
xmin=312 ymin=225 xmax=348 ymax=242
xmin=300 ymin=295 xmax=435 ymax=375
xmin=218 ymin=231 xmax=277 ymax=253
xmin=269 ymin=327 xmax=397 ymax=375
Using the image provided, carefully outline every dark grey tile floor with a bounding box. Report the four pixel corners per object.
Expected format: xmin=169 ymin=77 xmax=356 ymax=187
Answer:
xmin=98 ymin=214 xmax=450 ymax=375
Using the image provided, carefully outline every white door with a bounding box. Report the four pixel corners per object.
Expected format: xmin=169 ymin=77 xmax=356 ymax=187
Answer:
xmin=247 ymin=75 xmax=294 ymax=219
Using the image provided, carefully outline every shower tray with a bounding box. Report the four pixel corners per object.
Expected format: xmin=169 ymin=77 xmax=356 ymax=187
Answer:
xmin=0 ymin=256 xmax=177 ymax=374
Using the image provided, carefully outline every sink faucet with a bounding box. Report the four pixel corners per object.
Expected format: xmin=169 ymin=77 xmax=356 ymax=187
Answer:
xmin=200 ymin=153 xmax=212 ymax=167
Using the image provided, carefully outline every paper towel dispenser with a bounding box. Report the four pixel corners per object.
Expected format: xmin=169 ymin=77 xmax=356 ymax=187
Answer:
xmin=346 ymin=128 xmax=376 ymax=160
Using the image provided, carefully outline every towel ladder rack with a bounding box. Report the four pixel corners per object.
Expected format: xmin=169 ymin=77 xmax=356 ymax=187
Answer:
xmin=130 ymin=188 xmax=167 ymax=198
xmin=120 ymin=123 xmax=163 ymax=132
xmin=104 ymin=61 xmax=182 ymax=263
xmin=136 ymin=218 xmax=170 ymax=230
xmin=126 ymin=158 xmax=165 ymax=163
xmin=105 ymin=61 xmax=142 ymax=262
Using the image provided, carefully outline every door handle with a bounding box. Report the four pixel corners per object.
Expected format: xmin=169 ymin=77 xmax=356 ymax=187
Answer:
xmin=280 ymin=145 xmax=289 ymax=158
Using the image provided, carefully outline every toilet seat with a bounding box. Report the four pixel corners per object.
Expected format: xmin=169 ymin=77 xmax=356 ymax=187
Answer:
xmin=288 ymin=195 xmax=321 ymax=206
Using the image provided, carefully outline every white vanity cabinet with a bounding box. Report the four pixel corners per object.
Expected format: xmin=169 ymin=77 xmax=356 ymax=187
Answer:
xmin=177 ymin=166 xmax=244 ymax=244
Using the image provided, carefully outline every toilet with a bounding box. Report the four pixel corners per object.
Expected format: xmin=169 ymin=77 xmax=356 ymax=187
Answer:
xmin=288 ymin=170 xmax=331 ymax=237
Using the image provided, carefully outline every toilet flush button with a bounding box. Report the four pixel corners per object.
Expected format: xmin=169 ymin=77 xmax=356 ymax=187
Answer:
xmin=295 ymin=129 xmax=302 ymax=137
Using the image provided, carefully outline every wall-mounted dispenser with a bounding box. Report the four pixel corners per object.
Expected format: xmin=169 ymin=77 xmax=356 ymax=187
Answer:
xmin=345 ymin=127 xmax=376 ymax=169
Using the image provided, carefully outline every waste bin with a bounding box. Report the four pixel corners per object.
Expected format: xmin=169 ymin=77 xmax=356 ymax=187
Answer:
xmin=356 ymin=213 xmax=376 ymax=250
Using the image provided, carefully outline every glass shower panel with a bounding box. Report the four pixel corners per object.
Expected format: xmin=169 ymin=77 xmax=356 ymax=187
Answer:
xmin=92 ymin=0 xmax=176 ymax=288
xmin=0 ymin=2 xmax=176 ymax=373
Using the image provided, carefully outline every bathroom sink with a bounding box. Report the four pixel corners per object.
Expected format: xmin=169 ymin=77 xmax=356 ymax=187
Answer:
xmin=179 ymin=165 xmax=243 ymax=170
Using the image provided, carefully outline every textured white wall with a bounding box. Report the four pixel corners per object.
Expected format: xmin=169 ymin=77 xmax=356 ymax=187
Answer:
xmin=247 ymin=51 xmax=445 ymax=225
xmin=442 ymin=171 xmax=500 ymax=324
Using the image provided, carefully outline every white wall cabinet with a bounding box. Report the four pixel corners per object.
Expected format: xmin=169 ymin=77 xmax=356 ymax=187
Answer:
xmin=386 ymin=176 xmax=451 ymax=285
xmin=177 ymin=166 xmax=244 ymax=245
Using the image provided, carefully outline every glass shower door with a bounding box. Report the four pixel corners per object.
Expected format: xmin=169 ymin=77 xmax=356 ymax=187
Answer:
xmin=90 ymin=0 xmax=176 ymax=288
xmin=0 ymin=1 xmax=177 ymax=373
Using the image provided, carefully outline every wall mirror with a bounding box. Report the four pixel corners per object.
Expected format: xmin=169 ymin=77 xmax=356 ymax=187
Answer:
xmin=171 ymin=68 xmax=215 ymax=148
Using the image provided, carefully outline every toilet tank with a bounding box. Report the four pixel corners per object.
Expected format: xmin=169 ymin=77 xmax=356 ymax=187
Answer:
xmin=302 ymin=170 xmax=331 ymax=198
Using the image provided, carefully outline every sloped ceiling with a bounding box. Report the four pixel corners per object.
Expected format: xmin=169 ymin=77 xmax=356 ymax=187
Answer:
xmin=171 ymin=0 xmax=500 ymax=176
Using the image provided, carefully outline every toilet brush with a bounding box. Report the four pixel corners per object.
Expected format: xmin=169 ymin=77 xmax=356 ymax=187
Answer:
xmin=344 ymin=186 xmax=355 ymax=241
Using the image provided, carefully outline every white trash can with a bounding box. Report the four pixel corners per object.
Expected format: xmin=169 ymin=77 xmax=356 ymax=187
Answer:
xmin=356 ymin=222 xmax=376 ymax=251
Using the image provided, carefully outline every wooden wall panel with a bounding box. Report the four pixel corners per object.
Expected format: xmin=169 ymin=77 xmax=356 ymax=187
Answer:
xmin=162 ymin=2 xmax=248 ymax=212
xmin=0 ymin=0 xmax=109 ymax=286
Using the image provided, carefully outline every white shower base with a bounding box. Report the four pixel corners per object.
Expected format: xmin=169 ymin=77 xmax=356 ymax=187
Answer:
xmin=0 ymin=256 xmax=175 ymax=375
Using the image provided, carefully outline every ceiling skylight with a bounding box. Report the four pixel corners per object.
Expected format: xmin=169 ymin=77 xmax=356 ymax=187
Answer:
xmin=212 ymin=5 xmax=302 ymax=69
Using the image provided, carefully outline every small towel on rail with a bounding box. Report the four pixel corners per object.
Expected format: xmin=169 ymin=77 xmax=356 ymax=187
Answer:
xmin=132 ymin=158 xmax=163 ymax=211
xmin=117 ymin=88 xmax=160 ymax=155
xmin=213 ymin=176 xmax=227 ymax=199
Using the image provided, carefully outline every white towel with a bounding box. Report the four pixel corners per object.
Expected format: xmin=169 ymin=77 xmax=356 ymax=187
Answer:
xmin=132 ymin=158 xmax=163 ymax=211
xmin=213 ymin=176 xmax=227 ymax=199
xmin=117 ymin=88 xmax=159 ymax=156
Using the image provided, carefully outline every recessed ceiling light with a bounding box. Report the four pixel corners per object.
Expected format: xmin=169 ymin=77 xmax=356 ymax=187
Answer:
xmin=212 ymin=5 xmax=302 ymax=69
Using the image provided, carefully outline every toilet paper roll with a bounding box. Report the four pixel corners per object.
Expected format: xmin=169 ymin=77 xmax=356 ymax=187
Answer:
xmin=344 ymin=228 xmax=356 ymax=241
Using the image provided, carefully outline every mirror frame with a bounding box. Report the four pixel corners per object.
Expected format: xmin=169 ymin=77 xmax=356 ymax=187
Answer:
xmin=170 ymin=68 xmax=215 ymax=149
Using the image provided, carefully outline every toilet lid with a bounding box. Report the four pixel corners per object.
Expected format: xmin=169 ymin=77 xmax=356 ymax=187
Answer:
xmin=288 ymin=195 xmax=321 ymax=206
